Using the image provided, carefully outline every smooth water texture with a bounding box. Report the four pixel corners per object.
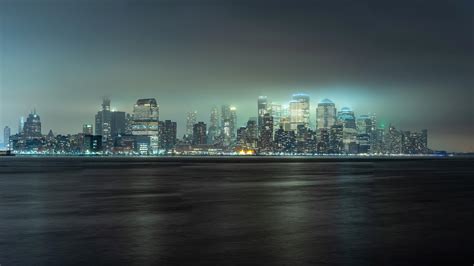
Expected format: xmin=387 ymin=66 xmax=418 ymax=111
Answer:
xmin=0 ymin=158 xmax=473 ymax=265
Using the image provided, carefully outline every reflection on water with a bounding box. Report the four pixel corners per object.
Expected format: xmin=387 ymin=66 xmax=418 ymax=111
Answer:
xmin=0 ymin=158 xmax=473 ymax=265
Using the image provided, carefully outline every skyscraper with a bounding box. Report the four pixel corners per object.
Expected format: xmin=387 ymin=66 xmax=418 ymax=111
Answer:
xmin=316 ymin=98 xmax=336 ymax=130
xmin=159 ymin=120 xmax=177 ymax=151
xmin=329 ymin=124 xmax=344 ymax=154
xmin=82 ymin=124 xmax=93 ymax=135
xmin=337 ymin=107 xmax=356 ymax=129
xmin=259 ymin=113 xmax=273 ymax=152
xmin=230 ymin=106 xmax=237 ymax=139
xmin=18 ymin=116 xmax=25 ymax=134
xmin=337 ymin=107 xmax=357 ymax=153
xmin=356 ymin=115 xmax=373 ymax=135
xmin=210 ymin=106 xmax=220 ymax=128
xmin=356 ymin=114 xmax=373 ymax=153
xmin=3 ymin=126 xmax=11 ymax=148
xmin=246 ymin=118 xmax=258 ymax=145
xmin=186 ymin=111 xmax=197 ymax=138
xmin=132 ymin=98 xmax=160 ymax=154
xmin=257 ymin=96 xmax=268 ymax=129
xmin=111 ymin=111 xmax=126 ymax=137
xmin=23 ymin=110 xmax=42 ymax=139
xmin=386 ymin=124 xmax=402 ymax=154
xmin=221 ymin=105 xmax=235 ymax=145
xmin=192 ymin=122 xmax=207 ymax=145
xmin=269 ymin=103 xmax=282 ymax=131
xmin=208 ymin=106 xmax=220 ymax=144
xmin=289 ymin=93 xmax=310 ymax=131
xmin=317 ymin=128 xmax=330 ymax=154
xmin=95 ymin=98 xmax=112 ymax=142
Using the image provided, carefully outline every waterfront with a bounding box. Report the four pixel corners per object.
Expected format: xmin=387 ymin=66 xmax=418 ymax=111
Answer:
xmin=0 ymin=157 xmax=473 ymax=265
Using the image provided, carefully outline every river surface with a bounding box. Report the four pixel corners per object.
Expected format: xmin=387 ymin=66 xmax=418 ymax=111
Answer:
xmin=0 ymin=157 xmax=473 ymax=265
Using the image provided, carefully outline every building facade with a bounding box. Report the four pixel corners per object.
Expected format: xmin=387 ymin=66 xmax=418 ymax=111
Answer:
xmin=131 ymin=98 xmax=160 ymax=154
xmin=289 ymin=94 xmax=310 ymax=131
xmin=316 ymin=98 xmax=337 ymax=130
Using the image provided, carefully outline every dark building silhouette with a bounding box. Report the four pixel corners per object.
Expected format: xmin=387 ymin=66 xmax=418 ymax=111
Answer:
xmin=257 ymin=96 xmax=268 ymax=131
xmin=95 ymin=98 xmax=112 ymax=142
xmin=23 ymin=111 xmax=42 ymax=139
xmin=159 ymin=120 xmax=177 ymax=150
xmin=329 ymin=124 xmax=343 ymax=154
xmin=259 ymin=113 xmax=273 ymax=152
xmin=83 ymin=135 xmax=102 ymax=152
xmin=193 ymin=122 xmax=207 ymax=145
xmin=111 ymin=111 xmax=126 ymax=137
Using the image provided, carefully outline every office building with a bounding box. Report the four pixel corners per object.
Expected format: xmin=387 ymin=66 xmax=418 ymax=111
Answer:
xmin=83 ymin=135 xmax=102 ymax=152
xmin=82 ymin=124 xmax=93 ymax=135
xmin=259 ymin=113 xmax=273 ymax=152
xmin=23 ymin=110 xmax=42 ymax=139
xmin=159 ymin=120 xmax=177 ymax=151
xmin=316 ymin=98 xmax=337 ymax=130
xmin=258 ymin=96 xmax=268 ymax=130
xmin=289 ymin=94 xmax=310 ymax=131
xmin=111 ymin=111 xmax=126 ymax=137
xmin=3 ymin=126 xmax=11 ymax=148
xmin=95 ymin=98 xmax=112 ymax=143
xmin=186 ymin=111 xmax=197 ymax=138
xmin=131 ymin=98 xmax=160 ymax=154
xmin=193 ymin=122 xmax=207 ymax=145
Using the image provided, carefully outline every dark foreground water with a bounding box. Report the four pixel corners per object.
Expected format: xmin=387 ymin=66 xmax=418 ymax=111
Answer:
xmin=0 ymin=157 xmax=473 ymax=265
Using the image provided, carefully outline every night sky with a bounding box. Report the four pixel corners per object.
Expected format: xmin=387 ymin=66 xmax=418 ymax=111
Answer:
xmin=0 ymin=0 xmax=472 ymax=151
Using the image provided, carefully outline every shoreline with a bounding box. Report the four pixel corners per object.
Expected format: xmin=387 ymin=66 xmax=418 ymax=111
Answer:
xmin=1 ymin=155 xmax=472 ymax=163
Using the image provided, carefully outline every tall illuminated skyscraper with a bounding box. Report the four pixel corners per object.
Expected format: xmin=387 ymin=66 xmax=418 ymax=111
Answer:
xmin=95 ymin=98 xmax=112 ymax=142
xmin=230 ymin=106 xmax=237 ymax=139
xmin=259 ymin=113 xmax=274 ymax=152
xmin=3 ymin=126 xmax=11 ymax=148
xmin=186 ymin=111 xmax=197 ymax=138
xmin=210 ymin=106 xmax=219 ymax=128
xmin=289 ymin=93 xmax=310 ymax=131
xmin=269 ymin=103 xmax=282 ymax=131
xmin=316 ymin=98 xmax=336 ymax=130
xmin=208 ymin=106 xmax=220 ymax=144
xmin=132 ymin=98 xmax=160 ymax=154
xmin=23 ymin=110 xmax=42 ymax=139
xmin=18 ymin=116 xmax=25 ymax=134
xmin=257 ymin=96 xmax=268 ymax=129
xmin=221 ymin=105 xmax=234 ymax=145
xmin=221 ymin=105 xmax=231 ymax=131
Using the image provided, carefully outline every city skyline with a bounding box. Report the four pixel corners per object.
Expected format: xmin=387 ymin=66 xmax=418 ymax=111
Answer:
xmin=0 ymin=92 xmax=470 ymax=152
xmin=0 ymin=0 xmax=472 ymax=152
xmin=5 ymin=94 xmax=432 ymax=155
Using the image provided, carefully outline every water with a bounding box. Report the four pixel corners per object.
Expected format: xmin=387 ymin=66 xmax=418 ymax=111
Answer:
xmin=0 ymin=157 xmax=473 ymax=265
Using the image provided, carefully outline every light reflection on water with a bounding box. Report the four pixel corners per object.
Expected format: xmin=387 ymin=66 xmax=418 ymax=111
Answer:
xmin=0 ymin=158 xmax=472 ymax=265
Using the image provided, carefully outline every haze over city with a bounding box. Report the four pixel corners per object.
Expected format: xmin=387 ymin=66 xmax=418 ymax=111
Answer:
xmin=0 ymin=0 xmax=472 ymax=152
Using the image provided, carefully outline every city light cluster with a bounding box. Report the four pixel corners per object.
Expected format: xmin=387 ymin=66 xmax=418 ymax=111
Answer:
xmin=3 ymin=94 xmax=433 ymax=156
